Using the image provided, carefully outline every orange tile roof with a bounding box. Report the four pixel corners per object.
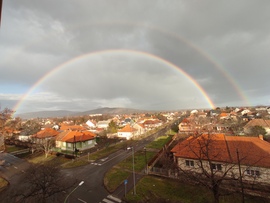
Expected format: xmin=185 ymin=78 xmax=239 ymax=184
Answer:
xmin=219 ymin=112 xmax=229 ymax=117
xmin=118 ymin=124 xmax=137 ymax=132
xmin=172 ymin=134 xmax=270 ymax=168
xmin=57 ymin=130 xmax=96 ymax=143
xmin=244 ymin=119 xmax=270 ymax=128
xmin=60 ymin=125 xmax=87 ymax=131
xmin=32 ymin=128 xmax=59 ymax=139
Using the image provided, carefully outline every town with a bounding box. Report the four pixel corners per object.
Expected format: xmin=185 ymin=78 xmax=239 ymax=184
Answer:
xmin=1 ymin=106 xmax=270 ymax=203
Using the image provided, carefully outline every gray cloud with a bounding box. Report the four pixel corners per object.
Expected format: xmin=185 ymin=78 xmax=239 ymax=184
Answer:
xmin=1 ymin=0 xmax=270 ymax=113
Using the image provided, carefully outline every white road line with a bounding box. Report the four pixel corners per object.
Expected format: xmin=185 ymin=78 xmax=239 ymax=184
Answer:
xmin=78 ymin=198 xmax=87 ymax=203
xmin=107 ymin=195 xmax=122 ymax=202
xmin=102 ymin=198 xmax=114 ymax=203
xmin=101 ymin=151 xmax=131 ymax=165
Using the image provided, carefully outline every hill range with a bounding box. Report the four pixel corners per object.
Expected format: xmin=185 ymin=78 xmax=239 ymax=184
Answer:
xmin=16 ymin=107 xmax=158 ymax=119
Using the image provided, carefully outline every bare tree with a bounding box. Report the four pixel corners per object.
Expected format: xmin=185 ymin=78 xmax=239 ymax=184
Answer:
xmin=10 ymin=164 xmax=76 ymax=203
xmin=0 ymin=107 xmax=14 ymax=151
xmin=176 ymin=133 xmax=240 ymax=203
xmin=34 ymin=138 xmax=56 ymax=158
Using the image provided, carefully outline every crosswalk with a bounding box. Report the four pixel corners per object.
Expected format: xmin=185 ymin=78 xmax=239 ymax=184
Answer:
xmin=100 ymin=195 xmax=122 ymax=203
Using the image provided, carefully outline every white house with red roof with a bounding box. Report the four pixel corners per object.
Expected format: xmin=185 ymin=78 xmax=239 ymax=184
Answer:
xmin=55 ymin=130 xmax=96 ymax=154
xmin=171 ymin=134 xmax=270 ymax=185
xmin=31 ymin=128 xmax=59 ymax=144
xmin=117 ymin=124 xmax=137 ymax=140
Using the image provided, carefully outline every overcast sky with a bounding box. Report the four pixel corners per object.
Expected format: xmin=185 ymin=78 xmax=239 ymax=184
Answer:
xmin=1 ymin=1 xmax=270 ymax=114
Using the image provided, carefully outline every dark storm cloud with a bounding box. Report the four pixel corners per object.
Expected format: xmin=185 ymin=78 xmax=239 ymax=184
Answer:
xmin=1 ymin=0 xmax=270 ymax=113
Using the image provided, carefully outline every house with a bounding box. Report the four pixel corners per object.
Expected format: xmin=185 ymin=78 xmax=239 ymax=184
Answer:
xmin=132 ymin=123 xmax=146 ymax=136
xmin=117 ymin=124 xmax=137 ymax=140
xmin=178 ymin=118 xmax=194 ymax=133
xmin=96 ymin=120 xmax=111 ymax=129
xmin=171 ymin=134 xmax=270 ymax=185
xmin=60 ymin=124 xmax=87 ymax=131
xmin=86 ymin=120 xmax=96 ymax=129
xmin=18 ymin=134 xmax=31 ymax=142
xmin=32 ymin=128 xmax=59 ymax=145
xmin=244 ymin=119 xmax=270 ymax=135
xmin=219 ymin=112 xmax=230 ymax=120
xmin=55 ymin=130 xmax=96 ymax=154
xmin=143 ymin=119 xmax=163 ymax=130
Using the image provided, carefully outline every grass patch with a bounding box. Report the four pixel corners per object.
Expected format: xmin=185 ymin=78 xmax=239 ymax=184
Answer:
xmin=146 ymin=135 xmax=172 ymax=150
xmin=125 ymin=176 xmax=212 ymax=203
xmin=62 ymin=158 xmax=89 ymax=169
xmin=0 ymin=177 xmax=8 ymax=192
xmin=104 ymin=167 xmax=131 ymax=192
xmin=27 ymin=153 xmax=70 ymax=167
xmin=118 ymin=151 xmax=156 ymax=172
xmin=5 ymin=145 xmax=25 ymax=153
xmin=124 ymin=176 xmax=270 ymax=203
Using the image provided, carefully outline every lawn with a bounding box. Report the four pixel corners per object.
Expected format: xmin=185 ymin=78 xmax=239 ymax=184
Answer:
xmin=104 ymin=134 xmax=172 ymax=192
xmin=0 ymin=177 xmax=8 ymax=192
xmin=124 ymin=176 xmax=270 ymax=203
xmin=5 ymin=145 xmax=25 ymax=153
xmin=104 ymin=167 xmax=131 ymax=192
xmin=146 ymin=135 xmax=172 ymax=150
xmin=118 ymin=150 xmax=156 ymax=172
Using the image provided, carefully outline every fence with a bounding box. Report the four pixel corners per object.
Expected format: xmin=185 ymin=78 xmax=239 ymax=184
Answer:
xmin=10 ymin=148 xmax=30 ymax=155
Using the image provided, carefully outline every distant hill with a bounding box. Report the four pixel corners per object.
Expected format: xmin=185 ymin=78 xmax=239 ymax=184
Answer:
xmin=16 ymin=110 xmax=78 ymax=119
xmin=76 ymin=107 xmax=156 ymax=116
xmin=16 ymin=107 xmax=157 ymax=119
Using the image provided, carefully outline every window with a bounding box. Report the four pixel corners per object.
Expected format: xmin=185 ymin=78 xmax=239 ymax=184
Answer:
xmin=211 ymin=163 xmax=222 ymax=171
xmin=246 ymin=169 xmax=260 ymax=177
xmin=185 ymin=160 xmax=194 ymax=167
xmin=67 ymin=143 xmax=72 ymax=148
xmin=88 ymin=140 xmax=92 ymax=145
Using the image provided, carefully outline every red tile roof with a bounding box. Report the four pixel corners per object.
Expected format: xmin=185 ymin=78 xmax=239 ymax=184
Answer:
xmin=244 ymin=119 xmax=270 ymax=128
xmin=32 ymin=128 xmax=59 ymax=139
xmin=57 ymin=130 xmax=96 ymax=143
xmin=172 ymin=134 xmax=270 ymax=168
xmin=118 ymin=124 xmax=137 ymax=132
xmin=60 ymin=125 xmax=87 ymax=131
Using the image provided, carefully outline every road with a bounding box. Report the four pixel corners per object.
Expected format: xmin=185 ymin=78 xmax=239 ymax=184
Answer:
xmin=62 ymin=126 xmax=168 ymax=203
xmin=0 ymin=126 xmax=170 ymax=203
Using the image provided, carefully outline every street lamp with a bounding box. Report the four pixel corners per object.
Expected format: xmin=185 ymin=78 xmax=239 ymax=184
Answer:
xmin=64 ymin=181 xmax=84 ymax=203
xmin=144 ymin=147 xmax=148 ymax=174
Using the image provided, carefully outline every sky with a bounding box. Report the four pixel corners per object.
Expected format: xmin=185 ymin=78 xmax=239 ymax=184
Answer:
xmin=1 ymin=1 xmax=270 ymax=114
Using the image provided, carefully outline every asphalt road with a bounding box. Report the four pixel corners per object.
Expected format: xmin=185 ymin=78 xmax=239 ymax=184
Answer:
xmin=0 ymin=125 xmax=170 ymax=203
xmin=63 ymin=126 xmax=169 ymax=203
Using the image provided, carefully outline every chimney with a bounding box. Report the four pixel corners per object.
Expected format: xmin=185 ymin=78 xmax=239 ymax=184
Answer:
xmin=259 ymin=134 xmax=264 ymax=140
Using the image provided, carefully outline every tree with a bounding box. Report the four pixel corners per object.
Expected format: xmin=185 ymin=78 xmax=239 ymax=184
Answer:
xmin=35 ymin=138 xmax=56 ymax=158
xmin=21 ymin=119 xmax=41 ymax=135
xmin=248 ymin=125 xmax=267 ymax=137
xmin=10 ymin=164 xmax=76 ymax=203
xmin=107 ymin=120 xmax=118 ymax=133
xmin=176 ymin=133 xmax=239 ymax=203
xmin=0 ymin=107 xmax=14 ymax=151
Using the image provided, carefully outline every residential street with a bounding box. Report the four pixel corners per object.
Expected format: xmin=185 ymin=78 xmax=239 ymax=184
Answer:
xmin=0 ymin=126 xmax=168 ymax=203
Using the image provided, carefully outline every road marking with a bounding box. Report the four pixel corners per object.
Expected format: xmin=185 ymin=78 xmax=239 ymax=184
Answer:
xmin=101 ymin=157 xmax=108 ymax=161
xmin=78 ymin=198 xmax=87 ymax=203
xmin=107 ymin=195 xmax=122 ymax=202
xmin=102 ymin=198 xmax=114 ymax=203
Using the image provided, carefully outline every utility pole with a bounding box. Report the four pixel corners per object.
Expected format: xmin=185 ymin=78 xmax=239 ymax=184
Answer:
xmin=144 ymin=147 xmax=148 ymax=174
xmin=237 ymin=149 xmax=245 ymax=203
xmin=132 ymin=146 xmax=136 ymax=195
